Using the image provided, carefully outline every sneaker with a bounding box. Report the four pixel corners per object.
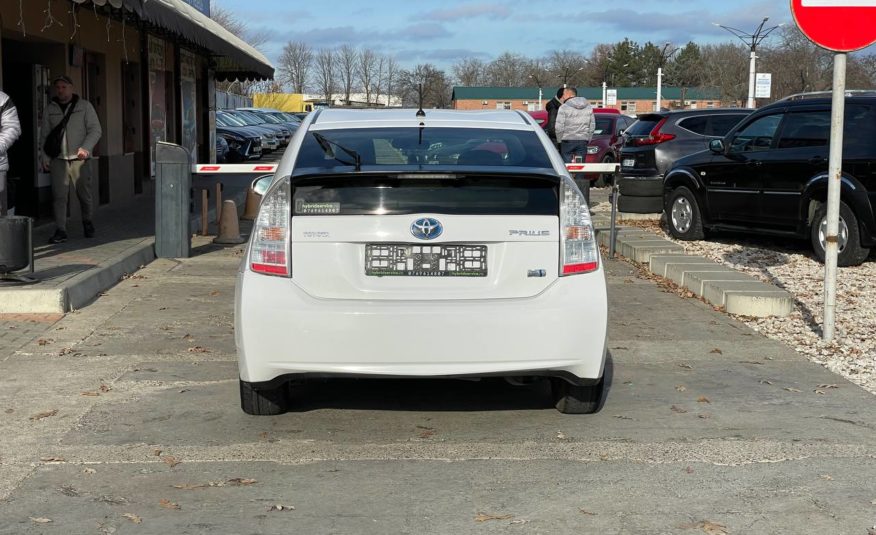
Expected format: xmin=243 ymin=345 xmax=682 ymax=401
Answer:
xmin=83 ymin=220 xmax=95 ymax=238
xmin=48 ymin=229 xmax=68 ymax=244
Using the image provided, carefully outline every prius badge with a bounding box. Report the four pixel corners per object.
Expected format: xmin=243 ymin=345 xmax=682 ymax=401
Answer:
xmin=411 ymin=218 xmax=443 ymax=240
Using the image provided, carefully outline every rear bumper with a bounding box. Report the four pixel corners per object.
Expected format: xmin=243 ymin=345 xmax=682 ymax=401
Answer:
xmin=235 ymin=269 xmax=608 ymax=384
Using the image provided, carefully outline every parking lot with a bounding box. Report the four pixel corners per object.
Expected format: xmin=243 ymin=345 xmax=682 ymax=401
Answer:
xmin=1 ymin=233 xmax=874 ymax=534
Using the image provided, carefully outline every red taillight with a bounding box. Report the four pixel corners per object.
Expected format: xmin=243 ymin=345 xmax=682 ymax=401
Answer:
xmin=249 ymin=176 xmax=291 ymax=277
xmin=251 ymin=263 xmax=289 ymax=276
xmin=562 ymin=262 xmax=599 ymax=275
xmin=559 ymin=180 xmax=600 ymax=276
xmin=632 ymin=118 xmax=675 ymax=146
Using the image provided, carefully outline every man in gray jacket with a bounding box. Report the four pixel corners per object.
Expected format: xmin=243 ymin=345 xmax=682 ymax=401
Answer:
xmin=0 ymin=90 xmax=22 ymax=216
xmin=555 ymin=87 xmax=596 ymax=204
xmin=39 ymin=75 xmax=102 ymax=243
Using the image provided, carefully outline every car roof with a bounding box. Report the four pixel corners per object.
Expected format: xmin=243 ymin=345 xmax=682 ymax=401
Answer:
xmin=311 ymin=108 xmax=537 ymax=130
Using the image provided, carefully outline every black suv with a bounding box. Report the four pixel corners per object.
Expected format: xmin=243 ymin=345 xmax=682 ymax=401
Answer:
xmin=663 ymin=94 xmax=876 ymax=266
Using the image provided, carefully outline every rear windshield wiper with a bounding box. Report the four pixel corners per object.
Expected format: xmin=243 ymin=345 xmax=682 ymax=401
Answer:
xmin=312 ymin=132 xmax=362 ymax=171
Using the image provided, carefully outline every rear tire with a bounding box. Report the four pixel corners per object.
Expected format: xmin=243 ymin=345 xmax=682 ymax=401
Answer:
xmin=551 ymin=377 xmax=604 ymax=414
xmin=666 ymin=187 xmax=705 ymax=240
xmin=617 ymin=195 xmax=663 ymax=214
xmin=240 ymin=379 xmax=289 ymax=415
xmin=810 ymin=201 xmax=870 ymax=267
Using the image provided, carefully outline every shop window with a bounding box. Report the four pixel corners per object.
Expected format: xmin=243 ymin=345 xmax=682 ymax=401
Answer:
xmin=496 ymin=101 xmax=511 ymax=110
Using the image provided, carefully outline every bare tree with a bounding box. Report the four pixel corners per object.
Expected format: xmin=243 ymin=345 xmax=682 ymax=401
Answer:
xmin=279 ymin=41 xmax=313 ymax=94
xmin=547 ymin=49 xmax=588 ymax=87
xmin=485 ymin=52 xmax=529 ymax=87
xmin=452 ymin=58 xmax=487 ymax=86
xmin=314 ymin=48 xmax=337 ymax=103
xmin=373 ymin=55 xmax=386 ymax=106
xmin=337 ymin=44 xmax=358 ymax=105
xmin=358 ymin=48 xmax=379 ymax=104
xmin=211 ymin=6 xmax=272 ymax=95
xmin=382 ymin=56 xmax=400 ymax=107
xmin=398 ymin=64 xmax=450 ymax=108
xmin=700 ymin=43 xmax=749 ymax=105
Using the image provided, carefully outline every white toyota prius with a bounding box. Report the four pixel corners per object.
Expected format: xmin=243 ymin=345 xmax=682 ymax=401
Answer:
xmin=235 ymin=108 xmax=608 ymax=414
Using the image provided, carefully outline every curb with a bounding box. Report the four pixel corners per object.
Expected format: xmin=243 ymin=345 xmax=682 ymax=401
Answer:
xmin=592 ymin=219 xmax=793 ymax=318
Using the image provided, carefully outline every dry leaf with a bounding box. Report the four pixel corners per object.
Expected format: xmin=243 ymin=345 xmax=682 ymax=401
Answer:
xmin=29 ymin=409 xmax=58 ymax=420
xmin=40 ymin=456 xmax=65 ymax=462
xmin=152 ymin=448 xmax=162 ymax=457
xmin=614 ymin=415 xmax=633 ymax=420
xmin=37 ymin=339 xmax=51 ymax=346
xmin=475 ymin=513 xmax=514 ymax=522
xmin=817 ymin=384 xmax=838 ymax=389
xmin=679 ymin=363 xmax=693 ymax=370
xmin=710 ymin=348 xmax=723 ymax=354
xmin=820 ymin=474 xmax=833 ymax=481
xmin=814 ymin=389 xmax=826 ymax=395
xmin=29 ymin=517 xmax=52 ymax=524
xmin=418 ymin=430 xmax=435 ymax=438
xmin=698 ymin=413 xmax=712 ymax=419
xmin=98 ymin=495 xmax=128 ymax=505
xmin=784 ymin=387 xmax=802 ymax=393
xmin=760 ymin=380 xmax=773 ymax=385
xmin=671 ymin=405 xmax=688 ymax=413
xmin=697 ymin=396 xmax=711 ymax=404
xmin=556 ymin=431 xmax=567 ymax=440
xmin=266 ymin=504 xmax=295 ymax=512
xmin=510 ymin=519 xmax=528 ymax=525
xmin=159 ymin=499 xmax=180 ymax=510
xmin=578 ymin=508 xmax=597 ymax=515
xmin=182 ymin=334 xmax=194 ymax=340
xmin=162 ymin=456 xmax=181 ymax=468
xmin=122 ymin=513 xmax=142 ymax=524
xmin=83 ymin=468 xmax=96 ymax=474
xmin=81 ymin=391 xmax=101 ymax=397
xmin=675 ymin=385 xmax=687 ymax=392
xmin=172 ymin=483 xmax=208 ymax=490
xmin=210 ymin=290 xmax=221 ymax=296
xmin=187 ymin=346 xmax=208 ymax=353
xmin=681 ymin=521 xmax=728 ymax=535
xmin=99 ymin=384 xmax=111 ymax=393
xmin=685 ymin=466 xmax=695 ymax=474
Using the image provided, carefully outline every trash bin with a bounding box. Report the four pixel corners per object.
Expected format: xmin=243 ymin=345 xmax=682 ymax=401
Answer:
xmin=0 ymin=216 xmax=35 ymax=283
xmin=155 ymin=142 xmax=191 ymax=258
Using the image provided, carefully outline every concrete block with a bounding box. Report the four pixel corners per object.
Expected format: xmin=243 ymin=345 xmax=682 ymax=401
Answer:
xmin=702 ymin=280 xmax=793 ymax=317
xmin=684 ymin=270 xmax=759 ymax=296
xmin=664 ymin=263 xmax=737 ymax=289
xmin=597 ymin=228 xmax=646 ymax=247
xmin=618 ymin=239 xmax=684 ymax=263
xmin=617 ymin=211 xmax=662 ymax=222
xmin=649 ymin=255 xmax=713 ymax=278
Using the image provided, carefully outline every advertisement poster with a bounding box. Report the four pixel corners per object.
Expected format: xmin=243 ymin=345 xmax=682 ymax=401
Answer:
xmin=148 ymin=36 xmax=167 ymax=174
xmin=180 ymin=49 xmax=198 ymax=160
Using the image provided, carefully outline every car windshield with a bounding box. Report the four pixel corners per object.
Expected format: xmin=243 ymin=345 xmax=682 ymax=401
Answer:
xmin=218 ymin=113 xmax=247 ymax=127
xmin=231 ymin=112 xmax=264 ymax=126
xmin=295 ymin=127 xmax=554 ymax=168
xmin=259 ymin=114 xmax=282 ymax=124
xmin=279 ymin=113 xmax=301 ymax=123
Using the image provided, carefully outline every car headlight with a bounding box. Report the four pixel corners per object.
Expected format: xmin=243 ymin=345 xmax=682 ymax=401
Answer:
xmin=587 ymin=146 xmax=600 ymax=154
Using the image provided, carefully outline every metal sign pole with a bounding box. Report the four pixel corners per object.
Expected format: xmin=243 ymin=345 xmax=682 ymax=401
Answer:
xmin=609 ymin=168 xmax=619 ymax=257
xmin=823 ymin=52 xmax=847 ymax=342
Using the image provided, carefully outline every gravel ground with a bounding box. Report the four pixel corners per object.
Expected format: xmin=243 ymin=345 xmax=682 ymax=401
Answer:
xmin=590 ymin=193 xmax=876 ymax=396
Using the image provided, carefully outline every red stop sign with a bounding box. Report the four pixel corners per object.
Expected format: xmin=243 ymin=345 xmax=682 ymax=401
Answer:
xmin=791 ymin=0 xmax=876 ymax=51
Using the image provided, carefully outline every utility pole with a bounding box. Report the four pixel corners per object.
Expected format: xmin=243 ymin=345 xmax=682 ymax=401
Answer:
xmin=713 ymin=18 xmax=782 ymax=109
xmin=656 ymin=68 xmax=662 ymax=112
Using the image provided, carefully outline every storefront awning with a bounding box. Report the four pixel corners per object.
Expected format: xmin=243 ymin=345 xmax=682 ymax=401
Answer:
xmin=95 ymin=0 xmax=274 ymax=81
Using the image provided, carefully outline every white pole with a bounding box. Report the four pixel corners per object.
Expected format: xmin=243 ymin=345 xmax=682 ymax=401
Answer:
xmin=747 ymin=49 xmax=757 ymax=108
xmin=538 ymin=87 xmax=543 ymax=110
xmin=656 ymin=68 xmax=663 ymax=112
xmin=823 ymin=52 xmax=847 ymax=342
xmin=602 ymin=81 xmax=607 ymax=107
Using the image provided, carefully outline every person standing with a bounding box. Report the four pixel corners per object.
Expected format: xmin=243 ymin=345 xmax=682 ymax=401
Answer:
xmin=39 ymin=75 xmax=102 ymax=243
xmin=544 ymin=87 xmax=565 ymax=147
xmin=0 ymin=89 xmax=22 ymax=216
xmin=555 ymin=87 xmax=596 ymax=204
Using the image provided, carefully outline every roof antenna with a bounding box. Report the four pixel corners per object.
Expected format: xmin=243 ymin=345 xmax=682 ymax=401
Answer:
xmin=416 ymin=83 xmax=426 ymax=118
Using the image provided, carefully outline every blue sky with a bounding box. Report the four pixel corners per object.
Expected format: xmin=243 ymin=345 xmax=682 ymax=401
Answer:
xmin=215 ymin=0 xmax=793 ymax=68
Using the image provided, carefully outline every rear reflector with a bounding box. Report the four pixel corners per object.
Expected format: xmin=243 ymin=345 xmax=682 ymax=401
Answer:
xmin=562 ymin=262 xmax=599 ymax=275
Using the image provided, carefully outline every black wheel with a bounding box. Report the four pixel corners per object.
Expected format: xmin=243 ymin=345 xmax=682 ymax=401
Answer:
xmin=551 ymin=377 xmax=604 ymax=414
xmin=619 ymin=176 xmax=663 ymax=197
xmin=666 ymin=186 xmax=705 ymax=240
xmin=617 ymin=195 xmax=662 ymax=214
xmin=594 ymin=156 xmax=614 ymax=188
xmin=810 ymin=201 xmax=870 ymax=267
xmin=240 ymin=379 xmax=289 ymax=415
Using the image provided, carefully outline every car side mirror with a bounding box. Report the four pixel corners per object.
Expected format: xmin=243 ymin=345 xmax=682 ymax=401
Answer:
xmin=251 ymin=174 xmax=274 ymax=196
xmin=709 ymin=139 xmax=725 ymax=154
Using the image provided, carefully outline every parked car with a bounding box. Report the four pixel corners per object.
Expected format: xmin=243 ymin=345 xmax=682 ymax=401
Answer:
xmin=230 ymin=109 xmax=292 ymax=146
xmin=528 ymin=110 xmax=548 ymax=128
xmin=583 ymin=111 xmax=637 ymax=185
xmin=215 ymin=113 xmax=263 ymax=161
xmin=218 ymin=110 xmax=278 ymax=152
xmin=617 ymin=108 xmax=751 ymax=213
xmin=663 ymin=93 xmax=876 ymax=266
xmin=238 ymin=107 xmax=302 ymax=130
xmin=236 ymin=108 xmax=608 ymax=415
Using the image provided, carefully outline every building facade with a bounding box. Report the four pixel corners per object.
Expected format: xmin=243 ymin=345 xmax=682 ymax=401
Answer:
xmin=0 ymin=0 xmax=272 ymax=220
xmin=452 ymin=87 xmax=731 ymax=115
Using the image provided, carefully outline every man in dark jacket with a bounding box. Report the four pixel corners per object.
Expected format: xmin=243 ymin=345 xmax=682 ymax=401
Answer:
xmin=39 ymin=75 xmax=102 ymax=244
xmin=544 ymin=88 xmax=566 ymax=147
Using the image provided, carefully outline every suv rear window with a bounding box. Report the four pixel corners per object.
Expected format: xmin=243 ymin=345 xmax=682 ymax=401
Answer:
xmin=678 ymin=114 xmax=747 ymax=137
xmin=292 ymin=177 xmax=558 ymax=216
xmin=294 ymin=127 xmax=553 ymax=169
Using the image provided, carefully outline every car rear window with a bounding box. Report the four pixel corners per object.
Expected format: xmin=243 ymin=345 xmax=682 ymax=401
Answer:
xmin=592 ymin=117 xmax=614 ymax=136
xmin=292 ymin=176 xmax=558 ymax=216
xmin=678 ymin=114 xmax=747 ymax=137
xmin=624 ymin=116 xmax=662 ymax=136
xmin=295 ymin=127 xmax=553 ymax=169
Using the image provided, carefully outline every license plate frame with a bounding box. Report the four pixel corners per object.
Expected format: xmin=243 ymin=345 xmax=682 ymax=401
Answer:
xmin=365 ymin=244 xmax=487 ymax=277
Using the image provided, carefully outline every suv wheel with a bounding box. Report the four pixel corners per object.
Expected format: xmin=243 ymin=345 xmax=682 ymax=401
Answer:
xmin=811 ymin=201 xmax=870 ymax=267
xmin=666 ymin=187 xmax=705 ymax=240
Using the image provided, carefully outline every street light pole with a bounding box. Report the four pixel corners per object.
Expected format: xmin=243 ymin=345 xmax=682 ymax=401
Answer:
xmin=713 ymin=18 xmax=782 ymax=109
xmin=656 ymin=68 xmax=662 ymax=112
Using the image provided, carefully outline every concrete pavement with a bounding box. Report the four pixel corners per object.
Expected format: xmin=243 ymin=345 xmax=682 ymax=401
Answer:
xmin=0 ymin=233 xmax=875 ymax=534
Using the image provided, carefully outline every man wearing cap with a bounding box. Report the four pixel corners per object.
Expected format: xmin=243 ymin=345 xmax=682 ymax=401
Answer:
xmin=39 ymin=75 xmax=102 ymax=243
